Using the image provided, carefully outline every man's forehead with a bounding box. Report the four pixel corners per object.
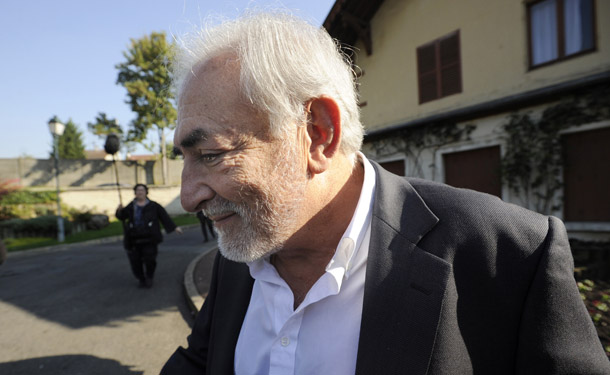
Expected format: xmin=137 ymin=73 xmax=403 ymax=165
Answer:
xmin=181 ymin=54 xmax=240 ymax=99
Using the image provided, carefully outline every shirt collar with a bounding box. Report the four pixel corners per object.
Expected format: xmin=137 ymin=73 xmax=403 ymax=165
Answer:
xmin=326 ymin=152 xmax=376 ymax=279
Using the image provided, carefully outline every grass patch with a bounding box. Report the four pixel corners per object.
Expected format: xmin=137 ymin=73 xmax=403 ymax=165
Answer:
xmin=172 ymin=213 xmax=199 ymax=227
xmin=4 ymin=214 xmax=199 ymax=252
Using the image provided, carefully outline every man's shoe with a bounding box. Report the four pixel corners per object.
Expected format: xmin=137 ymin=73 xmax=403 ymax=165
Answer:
xmin=138 ymin=279 xmax=147 ymax=288
xmin=144 ymin=277 xmax=153 ymax=288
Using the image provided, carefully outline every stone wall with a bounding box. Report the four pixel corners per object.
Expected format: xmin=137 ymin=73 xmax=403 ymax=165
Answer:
xmin=0 ymin=158 xmax=186 ymax=216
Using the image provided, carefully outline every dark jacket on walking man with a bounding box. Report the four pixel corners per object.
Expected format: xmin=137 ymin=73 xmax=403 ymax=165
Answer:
xmin=116 ymin=184 xmax=182 ymax=288
xmin=196 ymin=211 xmax=216 ymax=242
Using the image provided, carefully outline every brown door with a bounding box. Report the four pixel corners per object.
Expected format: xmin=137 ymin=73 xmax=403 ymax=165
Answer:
xmin=380 ymin=160 xmax=405 ymax=176
xmin=562 ymin=127 xmax=610 ymax=222
xmin=443 ymin=146 xmax=502 ymax=197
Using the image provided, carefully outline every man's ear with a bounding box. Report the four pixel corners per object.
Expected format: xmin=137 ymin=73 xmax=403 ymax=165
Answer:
xmin=305 ymin=96 xmax=341 ymax=175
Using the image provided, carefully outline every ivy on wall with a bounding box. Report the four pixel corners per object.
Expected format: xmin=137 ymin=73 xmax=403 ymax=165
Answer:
xmin=369 ymin=122 xmax=476 ymax=179
xmin=501 ymin=84 xmax=610 ymax=214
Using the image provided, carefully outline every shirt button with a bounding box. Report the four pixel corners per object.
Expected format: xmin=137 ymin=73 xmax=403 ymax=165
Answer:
xmin=280 ymin=337 xmax=290 ymax=347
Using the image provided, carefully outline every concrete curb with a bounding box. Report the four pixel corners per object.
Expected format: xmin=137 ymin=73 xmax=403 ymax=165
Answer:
xmin=183 ymin=245 xmax=217 ymax=316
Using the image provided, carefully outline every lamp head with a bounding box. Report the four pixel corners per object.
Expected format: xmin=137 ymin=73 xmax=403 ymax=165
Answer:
xmin=48 ymin=116 xmax=65 ymax=136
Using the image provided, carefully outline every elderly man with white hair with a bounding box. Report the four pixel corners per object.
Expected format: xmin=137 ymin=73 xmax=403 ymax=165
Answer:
xmin=162 ymin=10 xmax=609 ymax=375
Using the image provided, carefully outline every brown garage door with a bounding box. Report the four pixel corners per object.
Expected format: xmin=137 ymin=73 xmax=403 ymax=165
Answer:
xmin=562 ymin=127 xmax=610 ymax=222
xmin=443 ymin=146 xmax=502 ymax=197
xmin=379 ymin=160 xmax=405 ymax=176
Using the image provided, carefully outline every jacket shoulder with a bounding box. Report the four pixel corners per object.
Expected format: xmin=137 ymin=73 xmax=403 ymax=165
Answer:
xmin=405 ymin=177 xmax=551 ymax=259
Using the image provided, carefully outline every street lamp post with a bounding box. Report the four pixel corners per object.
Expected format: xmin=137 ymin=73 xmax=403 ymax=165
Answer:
xmin=48 ymin=117 xmax=65 ymax=242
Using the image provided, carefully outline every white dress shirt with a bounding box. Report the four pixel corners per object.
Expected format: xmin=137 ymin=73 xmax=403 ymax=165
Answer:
xmin=234 ymin=153 xmax=376 ymax=375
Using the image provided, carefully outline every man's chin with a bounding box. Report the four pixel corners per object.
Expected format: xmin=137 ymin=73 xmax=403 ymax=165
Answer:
xmin=216 ymin=234 xmax=279 ymax=264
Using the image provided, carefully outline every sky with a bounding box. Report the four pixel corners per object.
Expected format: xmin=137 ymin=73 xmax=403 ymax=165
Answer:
xmin=0 ymin=0 xmax=336 ymax=159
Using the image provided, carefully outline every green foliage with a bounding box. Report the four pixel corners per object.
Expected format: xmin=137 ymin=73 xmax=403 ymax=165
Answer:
xmin=1 ymin=190 xmax=57 ymax=205
xmin=0 ymin=180 xmax=21 ymax=220
xmin=0 ymin=215 xmax=73 ymax=237
xmin=501 ymin=84 xmax=610 ymax=214
xmin=4 ymin=214 xmax=198 ymax=252
xmin=49 ymin=117 xmax=86 ymax=159
xmin=0 ymin=184 xmax=57 ymax=221
xmin=4 ymin=221 xmax=124 ymax=252
xmin=171 ymin=213 xmax=199 ymax=226
xmin=578 ymin=279 xmax=610 ymax=358
xmin=87 ymin=112 xmax=124 ymax=142
xmin=68 ymin=208 xmax=93 ymax=224
xmin=116 ymin=31 xmax=177 ymax=146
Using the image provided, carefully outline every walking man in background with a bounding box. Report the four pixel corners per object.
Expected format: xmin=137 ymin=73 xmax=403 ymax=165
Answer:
xmin=116 ymin=184 xmax=182 ymax=288
xmin=162 ymin=11 xmax=610 ymax=374
xmin=196 ymin=210 xmax=216 ymax=243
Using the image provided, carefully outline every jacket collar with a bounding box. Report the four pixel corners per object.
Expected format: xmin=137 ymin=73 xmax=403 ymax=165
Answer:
xmin=356 ymin=161 xmax=451 ymax=375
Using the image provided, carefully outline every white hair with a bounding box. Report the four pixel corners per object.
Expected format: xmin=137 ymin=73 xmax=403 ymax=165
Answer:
xmin=172 ymin=10 xmax=364 ymax=158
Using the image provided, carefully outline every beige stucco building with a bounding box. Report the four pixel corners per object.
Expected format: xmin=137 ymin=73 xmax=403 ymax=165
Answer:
xmin=324 ymin=0 xmax=610 ymax=240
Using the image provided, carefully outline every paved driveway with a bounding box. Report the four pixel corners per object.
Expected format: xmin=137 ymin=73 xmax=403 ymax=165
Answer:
xmin=0 ymin=226 xmax=213 ymax=375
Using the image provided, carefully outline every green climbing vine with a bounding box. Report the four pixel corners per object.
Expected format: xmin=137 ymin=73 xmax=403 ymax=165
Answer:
xmin=501 ymin=84 xmax=610 ymax=214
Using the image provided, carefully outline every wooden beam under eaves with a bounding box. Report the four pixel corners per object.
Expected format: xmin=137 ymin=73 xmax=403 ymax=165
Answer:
xmin=340 ymin=11 xmax=373 ymax=55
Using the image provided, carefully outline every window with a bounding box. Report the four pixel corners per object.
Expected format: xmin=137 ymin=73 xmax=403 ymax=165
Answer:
xmin=416 ymin=31 xmax=462 ymax=104
xmin=528 ymin=0 xmax=595 ymax=68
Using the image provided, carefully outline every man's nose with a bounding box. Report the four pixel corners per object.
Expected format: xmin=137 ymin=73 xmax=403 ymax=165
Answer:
xmin=180 ymin=163 xmax=214 ymax=212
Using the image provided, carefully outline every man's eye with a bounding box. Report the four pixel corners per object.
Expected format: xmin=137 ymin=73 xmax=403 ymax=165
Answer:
xmin=199 ymin=153 xmax=220 ymax=163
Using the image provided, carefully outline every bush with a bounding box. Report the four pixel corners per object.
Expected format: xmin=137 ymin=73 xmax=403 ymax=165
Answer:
xmin=1 ymin=190 xmax=57 ymax=205
xmin=69 ymin=208 xmax=93 ymax=224
xmin=0 ymin=215 xmax=73 ymax=238
xmin=0 ymin=184 xmax=59 ymax=221
xmin=578 ymin=279 xmax=610 ymax=358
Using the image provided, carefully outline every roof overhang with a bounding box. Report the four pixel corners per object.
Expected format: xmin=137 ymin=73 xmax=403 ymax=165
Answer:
xmin=323 ymin=0 xmax=386 ymax=55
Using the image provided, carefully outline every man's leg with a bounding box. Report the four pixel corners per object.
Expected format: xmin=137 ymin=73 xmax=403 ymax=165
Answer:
xmin=141 ymin=243 xmax=159 ymax=287
xmin=200 ymin=222 xmax=209 ymax=242
xmin=206 ymin=218 xmax=216 ymax=239
xmin=126 ymin=246 xmax=146 ymax=287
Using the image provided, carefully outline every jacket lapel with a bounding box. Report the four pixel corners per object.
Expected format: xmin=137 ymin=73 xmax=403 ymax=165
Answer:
xmin=209 ymin=259 xmax=254 ymax=374
xmin=356 ymin=163 xmax=452 ymax=375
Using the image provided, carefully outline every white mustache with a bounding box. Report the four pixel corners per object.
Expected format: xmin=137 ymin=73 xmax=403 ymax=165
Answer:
xmin=202 ymin=198 xmax=245 ymax=218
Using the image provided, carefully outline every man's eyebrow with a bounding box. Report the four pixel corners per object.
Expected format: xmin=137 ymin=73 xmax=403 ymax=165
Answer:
xmin=180 ymin=128 xmax=208 ymax=149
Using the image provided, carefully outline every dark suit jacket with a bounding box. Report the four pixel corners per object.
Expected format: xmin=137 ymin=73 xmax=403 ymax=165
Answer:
xmin=162 ymin=163 xmax=610 ymax=374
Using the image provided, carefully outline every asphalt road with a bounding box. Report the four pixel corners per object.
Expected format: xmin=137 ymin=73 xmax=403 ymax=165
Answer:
xmin=0 ymin=226 xmax=214 ymax=375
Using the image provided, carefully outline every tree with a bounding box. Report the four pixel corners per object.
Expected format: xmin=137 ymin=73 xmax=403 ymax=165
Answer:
xmin=116 ymin=31 xmax=176 ymax=184
xmin=87 ymin=112 xmax=123 ymax=140
xmin=87 ymin=112 xmax=131 ymax=153
xmin=50 ymin=117 xmax=86 ymax=159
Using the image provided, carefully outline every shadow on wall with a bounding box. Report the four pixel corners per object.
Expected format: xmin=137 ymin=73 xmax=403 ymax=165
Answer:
xmin=21 ymin=159 xmax=55 ymax=187
xmin=10 ymin=159 xmax=164 ymax=188
xmin=0 ymin=355 xmax=143 ymax=375
xmin=22 ymin=159 xmax=114 ymax=187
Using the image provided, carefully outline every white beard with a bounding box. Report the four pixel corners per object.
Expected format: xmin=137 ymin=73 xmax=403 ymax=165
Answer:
xmin=202 ymin=142 xmax=307 ymax=263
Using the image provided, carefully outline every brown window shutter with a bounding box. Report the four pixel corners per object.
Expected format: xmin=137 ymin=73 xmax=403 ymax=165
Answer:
xmin=417 ymin=43 xmax=438 ymax=103
xmin=439 ymin=32 xmax=462 ymax=96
